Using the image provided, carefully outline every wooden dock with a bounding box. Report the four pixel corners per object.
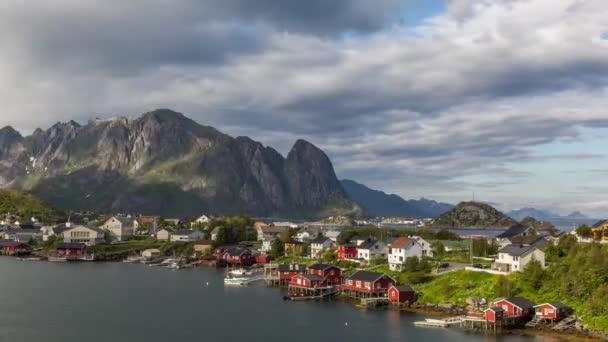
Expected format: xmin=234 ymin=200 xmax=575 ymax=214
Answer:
xmin=414 ymin=317 xmax=464 ymax=328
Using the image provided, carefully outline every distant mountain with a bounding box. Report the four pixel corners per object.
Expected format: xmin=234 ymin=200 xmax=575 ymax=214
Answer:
xmin=507 ymin=207 xmax=559 ymax=221
xmin=432 ymin=201 xmax=518 ymax=229
xmin=564 ymin=211 xmax=588 ymax=219
xmin=341 ymin=179 xmax=454 ymax=218
xmin=0 ymin=109 xmax=362 ymax=219
xmin=508 ymin=207 xmax=589 ymax=221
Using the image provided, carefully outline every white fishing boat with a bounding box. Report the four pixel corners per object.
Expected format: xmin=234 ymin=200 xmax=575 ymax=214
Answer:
xmin=224 ymin=277 xmax=252 ymax=286
xmin=228 ymin=268 xmax=253 ymax=276
xmin=79 ymin=254 xmax=95 ymax=262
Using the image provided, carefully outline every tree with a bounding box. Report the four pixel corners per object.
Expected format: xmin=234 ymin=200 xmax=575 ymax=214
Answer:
xmin=322 ymin=249 xmax=337 ymax=263
xmin=519 ymin=258 xmax=545 ymax=292
xmin=270 ymin=239 xmax=284 ymax=259
xmin=493 ymin=275 xmax=513 ymax=298
xmin=215 ymin=226 xmax=227 ymax=246
xmin=576 ymin=224 xmax=592 ymax=238
xmin=432 ymin=241 xmax=446 ymax=258
xmin=403 ymin=256 xmax=420 ymax=272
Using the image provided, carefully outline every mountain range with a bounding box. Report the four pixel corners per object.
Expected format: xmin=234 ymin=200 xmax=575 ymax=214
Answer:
xmin=507 ymin=207 xmax=589 ymax=221
xmin=341 ymin=179 xmax=454 ymax=218
xmin=0 ymin=109 xmax=362 ymax=218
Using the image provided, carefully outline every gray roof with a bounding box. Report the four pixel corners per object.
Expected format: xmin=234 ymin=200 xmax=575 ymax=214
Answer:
xmin=278 ymin=264 xmax=307 ymax=272
xmin=175 ymin=229 xmax=198 ymax=236
xmin=309 ymin=263 xmax=334 ymax=270
xmin=393 ymin=285 xmax=415 ymax=292
xmin=310 ymin=236 xmax=330 ymax=244
xmin=358 ymin=239 xmax=380 ymax=250
xmin=348 ymin=270 xmax=387 ymax=282
xmin=57 ymin=242 xmax=86 ymax=249
xmin=496 ymin=224 xmax=530 ymax=238
xmin=498 ymin=244 xmax=538 ymax=257
xmin=301 ymin=274 xmax=324 ymax=281
xmin=505 ymin=297 xmax=536 ymax=309
xmin=486 ymin=307 xmax=505 ymax=313
xmin=592 ymin=220 xmax=608 ymax=228
xmin=109 ymin=216 xmax=133 ymax=227
xmin=509 ymin=235 xmax=548 ymax=250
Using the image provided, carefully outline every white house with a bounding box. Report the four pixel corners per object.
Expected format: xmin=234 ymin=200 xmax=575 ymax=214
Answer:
xmin=191 ymin=215 xmax=211 ymax=227
xmin=411 ymin=236 xmax=433 ymax=258
xmin=63 ymin=225 xmax=106 ymax=246
xmin=310 ymin=236 xmax=335 ymax=258
xmin=133 ymin=216 xmax=159 ymax=235
xmin=324 ymin=230 xmax=342 ymax=243
xmin=156 ymin=228 xmax=173 ymax=241
xmin=170 ymin=229 xmax=204 ymax=242
xmin=388 ymin=237 xmax=423 ymax=271
xmin=141 ymin=248 xmax=161 ymax=259
xmin=255 ymin=225 xmax=288 ymax=241
xmin=357 ymin=239 xmax=388 ymax=261
xmin=260 ymin=236 xmax=274 ymax=253
xmin=494 ymin=244 xmax=545 ymax=273
xmin=100 ymin=216 xmax=134 ymax=241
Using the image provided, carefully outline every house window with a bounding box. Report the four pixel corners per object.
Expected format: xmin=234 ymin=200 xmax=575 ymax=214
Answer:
xmin=356 ymin=281 xmax=361 ymax=287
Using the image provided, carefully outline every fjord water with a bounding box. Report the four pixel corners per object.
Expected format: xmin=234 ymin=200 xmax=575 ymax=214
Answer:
xmin=0 ymin=258 xmax=561 ymax=342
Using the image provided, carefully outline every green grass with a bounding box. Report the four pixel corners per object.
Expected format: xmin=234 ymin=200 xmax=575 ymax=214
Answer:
xmin=88 ymin=237 xmax=161 ymax=254
xmin=415 ymin=270 xmax=501 ymax=305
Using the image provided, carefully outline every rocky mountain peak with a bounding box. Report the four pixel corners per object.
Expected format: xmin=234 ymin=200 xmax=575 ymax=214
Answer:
xmin=432 ymin=201 xmax=517 ymax=228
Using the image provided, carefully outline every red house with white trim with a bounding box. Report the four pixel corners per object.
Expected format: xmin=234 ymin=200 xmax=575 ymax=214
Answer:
xmin=289 ymin=274 xmax=326 ymax=288
xmin=534 ymin=302 xmax=569 ymax=321
xmin=0 ymin=241 xmax=33 ymax=256
xmin=493 ymin=297 xmax=536 ymax=318
xmin=337 ymin=244 xmax=357 ymax=260
xmin=278 ymin=264 xmax=307 ymax=281
xmin=484 ymin=307 xmax=505 ymax=322
xmin=220 ymin=247 xmax=256 ymax=266
xmin=56 ymin=242 xmax=86 ymax=257
xmin=341 ymin=270 xmax=396 ymax=297
xmin=388 ymin=285 xmax=416 ymax=304
xmin=308 ymin=264 xmax=342 ymax=285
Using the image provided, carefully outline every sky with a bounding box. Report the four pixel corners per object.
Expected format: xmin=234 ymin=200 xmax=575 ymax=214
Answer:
xmin=1 ymin=0 xmax=608 ymax=216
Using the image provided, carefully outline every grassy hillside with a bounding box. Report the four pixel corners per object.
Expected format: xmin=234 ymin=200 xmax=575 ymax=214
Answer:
xmin=416 ymin=237 xmax=608 ymax=331
xmin=0 ymin=188 xmax=63 ymax=223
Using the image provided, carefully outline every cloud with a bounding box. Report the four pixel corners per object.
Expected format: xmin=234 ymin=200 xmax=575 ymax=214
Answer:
xmin=0 ymin=0 xmax=607 ymax=213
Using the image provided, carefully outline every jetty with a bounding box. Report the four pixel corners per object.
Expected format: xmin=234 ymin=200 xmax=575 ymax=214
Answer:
xmin=414 ymin=317 xmax=464 ymax=328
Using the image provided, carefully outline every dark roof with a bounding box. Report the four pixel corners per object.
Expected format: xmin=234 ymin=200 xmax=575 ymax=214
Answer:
xmin=348 ymin=270 xmax=386 ymax=282
xmin=358 ymin=239 xmax=380 ymax=250
xmin=509 ymin=235 xmax=548 ymax=250
xmin=505 ymin=297 xmax=536 ymax=309
xmin=392 ymin=285 xmax=415 ymax=292
xmin=496 ymin=224 xmax=530 ymax=238
xmin=223 ymin=247 xmax=251 ymax=256
xmin=57 ymin=242 xmax=86 ymax=249
xmin=19 ymin=224 xmax=36 ymax=230
xmin=194 ymin=240 xmax=213 ymax=245
xmin=278 ymin=264 xmax=307 ymax=272
xmin=300 ymin=274 xmax=324 ymax=281
xmin=310 ymin=236 xmax=330 ymax=244
xmin=1 ymin=241 xmax=30 ymax=247
xmin=592 ymin=220 xmax=608 ymax=228
xmin=498 ymin=244 xmax=538 ymax=257
xmin=309 ymin=263 xmax=334 ymax=270
xmin=486 ymin=307 xmax=505 ymax=313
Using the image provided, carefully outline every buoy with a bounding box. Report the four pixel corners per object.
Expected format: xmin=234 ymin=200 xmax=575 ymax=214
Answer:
xmin=345 ymin=322 xmax=348 ymax=327
xmin=206 ymin=282 xmax=209 ymax=286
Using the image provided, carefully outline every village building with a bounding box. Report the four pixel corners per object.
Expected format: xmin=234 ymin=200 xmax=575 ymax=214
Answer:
xmin=170 ymin=229 xmax=204 ymax=242
xmin=284 ymin=241 xmax=306 ymax=257
xmin=156 ymin=228 xmax=173 ymax=241
xmin=388 ymin=285 xmax=416 ymax=304
xmin=496 ymin=224 xmax=534 ymax=246
xmin=164 ymin=219 xmax=183 ymax=226
xmin=324 ymin=230 xmax=342 ymax=243
xmin=260 ymin=236 xmax=274 ymax=253
xmin=591 ymin=220 xmax=608 ymax=241
xmin=357 ymin=238 xmax=388 ymax=261
xmin=41 ymin=223 xmax=71 ymax=241
xmin=310 ymin=236 xmax=334 ymax=258
xmin=505 ymin=235 xmax=549 ymax=250
xmin=411 ymin=236 xmax=433 ymax=258
xmin=193 ymin=240 xmax=214 ymax=255
xmin=141 ymin=248 xmax=161 ymax=259
xmin=100 ymin=216 xmax=134 ymax=241
xmin=133 ymin=216 xmax=159 ymax=235
xmin=494 ymin=244 xmax=545 ymax=273
xmin=56 ymin=242 xmax=86 ymax=257
xmin=337 ymin=244 xmax=358 ymax=260
xmin=0 ymin=240 xmax=33 ymax=256
xmin=484 ymin=307 xmax=505 ymax=323
xmin=388 ymin=237 xmax=423 ymax=271
xmin=256 ymin=225 xmax=288 ymax=241
xmin=534 ymin=302 xmax=569 ymax=321
xmin=220 ymin=247 xmax=255 ymax=266
xmin=14 ymin=228 xmax=43 ymax=243
xmin=295 ymin=227 xmax=320 ymax=242
xmin=493 ymin=297 xmax=536 ymax=319
xmin=191 ymin=214 xmax=211 ymax=227
xmin=308 ymin=264 xmax=342 ymax=285
xmin=63 ymin=225 xmax=105 ymax=246
xmin=340 ymin=270 xmax=396 ymax=298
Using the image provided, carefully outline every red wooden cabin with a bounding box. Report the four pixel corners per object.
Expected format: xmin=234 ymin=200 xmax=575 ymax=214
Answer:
xmin=341 ymin=270 xmax=396 ymax=296
xmin=493 ymin=297 xmax=536 ymax=318
xmin=534 ymin=302 xmax=569 ymax=321
xmin=289 ymin=274 xmax=326 ymax=288
xmin=388 ymin=285 xmax=416 ymax=304
xmin=0 ymin=241 xmax=33 ymax=256
xmin=485 ymin=307 xmax=505 ymax=323
xmin=221 ymin=247 xmax=256 ymax=266
xmin=278 ymin=264 xmax=307 ymax=281
xmin=308 ymin=264 xmax=342 ymax=285
xmin=337 ymin=244 xmax=357 ymax=260
xmin=56 ymin=243 xmax=86 ymax=257
xmin=255 ymin=254 xmax=272 ymax=264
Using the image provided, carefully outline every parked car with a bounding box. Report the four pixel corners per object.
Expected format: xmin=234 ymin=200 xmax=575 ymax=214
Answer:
xmin=438 ymin=262 xmax=450 ymax=269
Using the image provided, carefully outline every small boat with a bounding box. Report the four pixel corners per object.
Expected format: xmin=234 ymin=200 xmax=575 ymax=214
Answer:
xmin=224 ymin=277 xmax=252 ymax=286
xmin=79 ymin=255 xmax=95 ymax=262
xmin=48 ymin=256 xmax=67 ymax=262
xmin=228 ymin=268 xmax=253 ymax=276
xmin=16 ymin=257 xmax=41 ymax=261
xmin=123 ymin=256 xmax=142 ymax=263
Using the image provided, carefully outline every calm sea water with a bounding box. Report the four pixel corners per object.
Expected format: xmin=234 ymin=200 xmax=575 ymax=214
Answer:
xmin=0 ymin=258 xmax=565 ymax=342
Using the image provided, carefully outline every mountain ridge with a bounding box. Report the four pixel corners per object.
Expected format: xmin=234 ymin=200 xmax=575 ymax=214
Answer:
xmin=341 ymin=179 xmax=454 ymax=218
xmin=0 ymin=109 xmax=362 ymax=218
xmin=432 ymin=201 xmax=518 ymax=228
